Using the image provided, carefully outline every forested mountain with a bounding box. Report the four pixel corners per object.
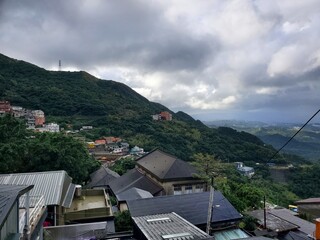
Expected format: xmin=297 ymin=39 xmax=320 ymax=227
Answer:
xmin=206 ymin=120 xmax=320 ymax=162
xmin=0 ymin=53 xmax=299 ymax=163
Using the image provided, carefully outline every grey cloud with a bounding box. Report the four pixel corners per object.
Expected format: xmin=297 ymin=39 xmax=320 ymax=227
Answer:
xmin=0 ymin=0 xmax=319 ymax=123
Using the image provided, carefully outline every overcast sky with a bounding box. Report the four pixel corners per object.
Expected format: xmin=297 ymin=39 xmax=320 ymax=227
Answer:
xmin=1 ymin=0 xmax=320 ymax=123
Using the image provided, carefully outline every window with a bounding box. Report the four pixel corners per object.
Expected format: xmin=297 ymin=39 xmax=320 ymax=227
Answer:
xmin=173 ymin=186 xmax=182 ymax=195
xmin=195 ymin=184 xmax=204 ymax=193
xmin=185 ymin=185 xmax=193 ymax=194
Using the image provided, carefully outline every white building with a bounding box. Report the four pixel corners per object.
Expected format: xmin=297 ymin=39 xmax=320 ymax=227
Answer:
xmin=45 ymin=123 xmax=60 ymax=132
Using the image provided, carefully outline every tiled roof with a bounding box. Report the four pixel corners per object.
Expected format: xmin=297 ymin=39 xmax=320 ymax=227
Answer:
xmin=0 ymin=171 xmax=73 ymax=206
xmin=0 ymin=185 xmax=33 ymax=228
xmin=296 ymin=198 xmax=320 ymax=204
xmin=268 ymin=208 xmax=315 ymax=235
xmin=86 ymin=165 xmax=120 ymax=189
xmin=116 ymin=187 xmax=153 ymax=202
xmin=136 ymin=149 xmax=197 ymax=181
xmin=248 ymin=210 xmax=298 ymax=233
xmin=109 ymin=168 xmax=163 ymax=196
xmin=132 ymin=212 xmax=213 ymax=240
xmin=127 ymin=191 xmax=242 ymax=226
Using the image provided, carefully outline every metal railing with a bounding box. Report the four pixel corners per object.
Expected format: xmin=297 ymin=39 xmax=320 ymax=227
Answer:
xmin=19 ymin=195 xmax=46 ymax=233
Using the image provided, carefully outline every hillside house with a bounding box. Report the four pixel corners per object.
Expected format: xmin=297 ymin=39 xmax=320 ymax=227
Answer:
xmin=11 ymin=106 xmax=26 ymax=118
xmin=295 ymin=198 xmax=320 ymax=221
xmin=130 ymin=145 xmax=144 ymax=155
xmin=160 ymin=111 xmax=172 ymax=121
xmin=135 ymin=149 xmax=206 ymax=195
xmin=248 ymin=208 xmax=315 ymax=240
xmin=109 ymin=149 xmax=206 ymax=210
xmin=32 ymin=110 xmax=45 ymax=126
xmin=152 ymin=111 xmax=173 ymax=121
xmin=0 ymin=101 xmax=12 ymax=116
xmin=0 ymin=185 xmax=46 ymax=240
xmin=235 ymin=162 xmax=255 ymax=177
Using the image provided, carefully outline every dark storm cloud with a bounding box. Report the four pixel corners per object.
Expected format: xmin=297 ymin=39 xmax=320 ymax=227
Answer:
xmin=0 ymin=0 xmax=215 ymax=73
xmin=1 ymin=0 xmax=319 ymax=123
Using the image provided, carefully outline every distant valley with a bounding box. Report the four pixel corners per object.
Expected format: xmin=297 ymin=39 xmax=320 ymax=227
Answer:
xmin=205 ymin=120 xmax=320 ymax=162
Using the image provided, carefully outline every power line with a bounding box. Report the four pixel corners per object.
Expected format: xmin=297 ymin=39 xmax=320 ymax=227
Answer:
xmin=269 ymin=108 xmax=320 ymax=161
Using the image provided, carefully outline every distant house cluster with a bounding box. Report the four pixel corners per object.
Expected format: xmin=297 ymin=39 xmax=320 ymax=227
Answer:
xmin=0 ymin=100 xmax=60 ymax=132
xmin=86 ymin=136 xmax=144 ymax=162
xmin=152 ymin=111 xmax=172 ymax=121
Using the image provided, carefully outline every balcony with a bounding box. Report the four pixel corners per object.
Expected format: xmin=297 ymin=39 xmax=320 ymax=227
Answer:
xmin=19 ymin=195 xmax=46 ymax=234
xmin=64 ymin=189 xmax=113 ymax=223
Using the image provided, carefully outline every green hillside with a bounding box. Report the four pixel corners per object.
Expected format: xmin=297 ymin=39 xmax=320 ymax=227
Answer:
xmin=0 ymin=53 xmax=298 ymax=163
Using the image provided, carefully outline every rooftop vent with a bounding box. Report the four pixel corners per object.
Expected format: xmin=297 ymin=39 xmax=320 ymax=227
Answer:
xmin=162 ymin=232 xmax=192 ymax=239
xmin=146 ymin=217 xmax=171 ymax=223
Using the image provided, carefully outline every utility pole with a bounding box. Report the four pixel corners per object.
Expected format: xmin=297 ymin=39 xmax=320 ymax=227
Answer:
xmin=264 ymin=196 xmax=267 ymax=229
xmin=206 ymin=176 xmax=214 ymax=235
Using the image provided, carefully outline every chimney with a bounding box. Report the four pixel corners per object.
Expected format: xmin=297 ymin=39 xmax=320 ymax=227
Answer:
xmin=315 ymin=218 xmax=320 ymax=240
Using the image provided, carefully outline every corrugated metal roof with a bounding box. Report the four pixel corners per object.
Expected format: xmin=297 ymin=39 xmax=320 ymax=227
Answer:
xmin=0 ymin=171 xmax=72 ymax=206
xmin=132 ymin=212 xmax=213 ymax=240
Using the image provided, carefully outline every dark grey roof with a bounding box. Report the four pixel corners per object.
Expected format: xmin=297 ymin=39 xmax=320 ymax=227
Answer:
xmin=116 ymin=187 xmax=153 ymax=202
xmin=281 ymin=231 xmax=311 ymax=240
xmin=0 ymin=170 xmax=73 ymax=206
xmin=248 ymin=210 xmax=298 ymax=233
xmin=136 ymin=149 xmax=197 ymax=181
xmin=132 ymin=212 xmax=213 ymax=240
xmin=127 ymin=191 xmax=242 ymax=226
xmin=0 ymin=185 xmax=33 ymax=228
xmin=86 ymin=165 xmax=120 ymax=189
xmin=296 ymin=198 xmax=320 ymax=204
xmin=109 ymin=168 xmax=163 ymax=195
xmin=268 ymin=208 xmax=315 ymax=235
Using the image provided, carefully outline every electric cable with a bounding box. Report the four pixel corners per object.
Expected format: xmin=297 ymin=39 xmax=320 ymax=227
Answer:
xmin=268 ymin=108 xmax=320 ymax=161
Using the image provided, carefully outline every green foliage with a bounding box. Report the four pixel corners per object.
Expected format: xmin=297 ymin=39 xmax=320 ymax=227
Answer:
xmin=114 ymin=210 xmax=132 ymax=232
xmin=191 ymin=153 xmax=225 ymax=184
xmin=24 ymin=133 xmax=100 ymax=183
xmin=0 ymin=115 xmax=100 ymax=183
xmin=287 ymin=164 xmax=320 ymax=198
xmin=110 ymin=156 xmax=136 ymax=175
xmin=239 ymin=215 xmax=257 ymax=232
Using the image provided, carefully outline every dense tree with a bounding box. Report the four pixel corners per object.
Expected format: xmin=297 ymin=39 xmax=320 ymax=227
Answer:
xmin=114 ymin=210 xmax=132 ymax=232
xmin=110 ymin=156 xmax=136 ymax=175
xmin=0 ymin=115 xmax=99 ymax=183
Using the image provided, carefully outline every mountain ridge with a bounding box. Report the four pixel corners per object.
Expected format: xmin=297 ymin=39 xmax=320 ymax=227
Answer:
xmin=0 ymin=53 xmax=299 ymax=163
